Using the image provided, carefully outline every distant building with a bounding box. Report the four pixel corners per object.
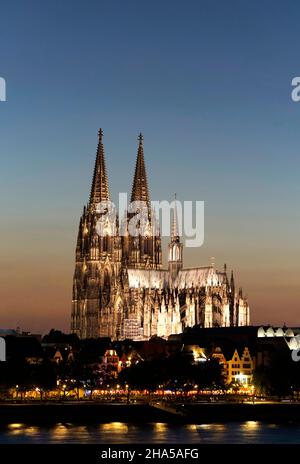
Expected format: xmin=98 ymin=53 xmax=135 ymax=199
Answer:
xmin=226 ymin=347 xmax=254 ymax=385
xmin=42 ymin=344 xmax=74 ymax=364
xmin=183 ymin=344 xmax=207 ymax=362
xmin=211 ymin=346 xmax=228 ymax=377
xmin=211 ymin=346 xmax=255 ymax=385
xmin=101 ymin=349 xmax=120 ymax=377
xmin=0 ymin=329 xmax=18 ymax=337
xmin=0 ymin=329 xmax=42 ymax=342
xmin=257 ymin=326 xmax=300 ymax=351
xmin=5 ymin=336 xmax=44 ymax=364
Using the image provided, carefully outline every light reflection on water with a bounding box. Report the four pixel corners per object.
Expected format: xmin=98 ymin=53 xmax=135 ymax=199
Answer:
xmin=0 ymin=422 xmax=299 ymax=444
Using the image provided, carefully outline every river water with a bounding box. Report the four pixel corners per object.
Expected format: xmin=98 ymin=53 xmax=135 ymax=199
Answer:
xmin=0 ymin=421 xmax=299 ymax=443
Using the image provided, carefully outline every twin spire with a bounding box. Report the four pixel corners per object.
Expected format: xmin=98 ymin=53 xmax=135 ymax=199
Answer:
xmin=130 ymin=133 xmax=150 ymax=209
xmin=89 ymin=129 xmax=150 ymax=209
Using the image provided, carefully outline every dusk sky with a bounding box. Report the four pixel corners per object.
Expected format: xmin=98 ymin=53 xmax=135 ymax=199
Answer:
xmin=1 ymin=0 xmax=300 ymax=333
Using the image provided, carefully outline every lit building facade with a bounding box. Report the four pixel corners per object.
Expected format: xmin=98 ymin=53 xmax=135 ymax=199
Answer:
xmin=71 ymin=130 xmax=250 ymax=340
xmin=226 ymin=347 xmax=254 ymax=385
xmin=212 ymin=346 xmax=255 ymax=385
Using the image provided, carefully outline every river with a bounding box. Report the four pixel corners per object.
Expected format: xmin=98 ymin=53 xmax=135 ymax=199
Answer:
xmin=0 ymin=421 xmax=299 ymax=444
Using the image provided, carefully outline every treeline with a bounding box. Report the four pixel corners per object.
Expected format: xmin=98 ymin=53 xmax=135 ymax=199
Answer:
xmin=253 ymin=349 xmax=300 ymax=398
xmin=119 ymin=353 xmax=224 ymax=393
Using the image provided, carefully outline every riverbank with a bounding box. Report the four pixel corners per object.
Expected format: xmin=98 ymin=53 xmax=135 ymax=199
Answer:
xmin=0 ymin=401 xmax=300 ymax=425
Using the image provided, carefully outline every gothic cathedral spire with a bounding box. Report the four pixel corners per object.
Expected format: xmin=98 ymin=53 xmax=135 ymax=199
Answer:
xmin=131 ymin=133 xmax=150 ymax=209
xmin=89 ymin=128 xmax=110 ymax=207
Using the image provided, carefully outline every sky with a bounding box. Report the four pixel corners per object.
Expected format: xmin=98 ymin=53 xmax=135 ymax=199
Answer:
xmin=0 ymin=0 xmax=300 ymax=333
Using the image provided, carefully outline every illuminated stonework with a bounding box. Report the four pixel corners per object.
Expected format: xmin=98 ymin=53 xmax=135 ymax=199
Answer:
xmin=71 ymin=130 xmax=250 ymax=340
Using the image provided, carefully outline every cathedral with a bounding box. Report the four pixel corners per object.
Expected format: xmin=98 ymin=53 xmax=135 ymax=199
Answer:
xmin=71 ymin=129 xmax=250 ymax=340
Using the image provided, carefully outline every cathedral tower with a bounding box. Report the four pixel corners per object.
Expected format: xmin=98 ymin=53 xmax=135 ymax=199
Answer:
xmin=71 ymin=129 xmax=117 ymax=339
xmin=126 ymin=133 xmax=162 ymax=269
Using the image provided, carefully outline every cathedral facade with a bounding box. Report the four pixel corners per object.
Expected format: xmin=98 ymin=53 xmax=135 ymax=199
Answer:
xmin=71 ymin=130 xmax=250 ymax=340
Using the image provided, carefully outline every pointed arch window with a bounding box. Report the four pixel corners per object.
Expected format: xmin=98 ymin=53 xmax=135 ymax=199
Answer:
xmin=103 ymin=234 xmax=109 ymax=252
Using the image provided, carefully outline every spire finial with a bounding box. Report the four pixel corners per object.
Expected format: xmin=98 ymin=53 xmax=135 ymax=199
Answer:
xmin=98 ymin=128 xmax=103 ymax=141
xmin=138 ymin=132 xmax=143 ymax=144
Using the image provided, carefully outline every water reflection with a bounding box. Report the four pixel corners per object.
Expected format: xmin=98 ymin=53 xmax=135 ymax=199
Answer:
xmin=102 ymin=422 xmax=128 ymax=432
xmin=243 ymin=421 xmax=259 ymax=430
xmin=186 ymin=424 xmax=197 ymax=431
xmin=51 ymin=424 xmax=69 ymax=440
xmin=0 ymin=421 xmax=299 ymax=444
xmin=24 ymin=426 xmax=39 ymax=436
xmin=8 ymin=423 xmax=23 ymax=429
xmin=268 ymin=424 xmax=278 ymax=429
xmin=196 ymin=424 xmax=225 ymax=431
xmin=197 ymin=424 xmax=210 ymax=429
xmin=154 ymin=423 xmax=167 ymax=432
xmin=153 ymin=422 xmax=168 ymax=441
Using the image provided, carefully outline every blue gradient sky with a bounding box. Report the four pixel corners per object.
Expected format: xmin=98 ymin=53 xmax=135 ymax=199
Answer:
xmin=1 ymin=0 xmax=300 ymax=333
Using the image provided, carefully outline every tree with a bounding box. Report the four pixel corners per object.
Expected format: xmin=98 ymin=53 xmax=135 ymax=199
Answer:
xmin=192 ymin=358 xmax=225 ymax=397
